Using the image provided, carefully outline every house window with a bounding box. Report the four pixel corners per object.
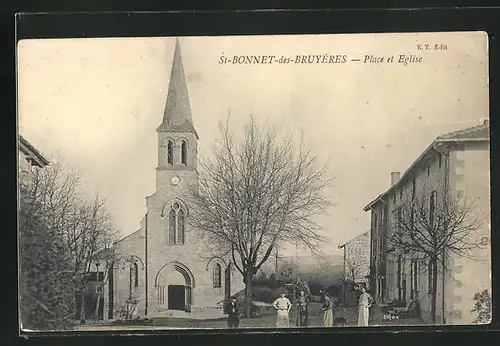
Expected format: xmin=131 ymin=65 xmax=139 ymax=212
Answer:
xmin=167 ymin=140 xmax=174 ymax=165
xmin=427 ymin=166 xmax=430 ymax=177
xmin=396 ymin=207 xmax=402 ymax=229
xmin=213 ymin=263 xmax=222 ymax=288
xmin=429 ymin=190 xmax=436 ymax=227
xmin=410 ymin=260 xmax=419 ymax=298
xmin=397 ymin=256 xmax=403 ymax=300
xmin=397 ymin=256 xmax=402 ymax=288
xmin=168 ymin=202 xmax=186 ymax=245
xmin=438 ymin=155 xmax=442 ymax=169
xmin=181 ymin=141 xmax=187 ymax=165
xmin=399 ymin=188 xmax=403 ymax=200
xmin=428 ymin=260 xmax=435 ymax=293
xmin=412 ymin=178 xmax=416 ymax=200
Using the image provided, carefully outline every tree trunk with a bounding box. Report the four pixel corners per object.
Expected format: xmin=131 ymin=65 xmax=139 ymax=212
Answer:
xmin=94 ymin=291 xmax=101 ymax=321
xmin=80 ymin=291 xmax=86 ymax=324
xmin=244 ymin=269 xmax=253 ymax=318
xmin=431 ymin=259 xmax=438 ymax=324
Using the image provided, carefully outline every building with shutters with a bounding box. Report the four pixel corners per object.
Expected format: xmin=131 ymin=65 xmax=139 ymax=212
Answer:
xmin=363 ymin=120 xmax=490 ymax=324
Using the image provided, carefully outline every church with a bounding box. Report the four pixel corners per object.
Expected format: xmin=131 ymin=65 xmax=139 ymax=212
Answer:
xmin=101 ymin=38 xmax=243 ymax=320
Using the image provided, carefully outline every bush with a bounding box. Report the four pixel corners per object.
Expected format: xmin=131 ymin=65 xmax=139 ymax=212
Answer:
xmin=253 ymin=287 xmax=281 ymax=303
xmin=471 ymin=289 xmax=491 ymax=324
xmin=19 ymin=186 xmax=74 ymax=330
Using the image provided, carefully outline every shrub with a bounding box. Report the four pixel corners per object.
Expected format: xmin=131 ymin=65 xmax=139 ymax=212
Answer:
xmin=471 ymin=289 xmax=491 ymax=324
xmin=252 ymin=287 xmax=281 ymax=303
xmin=19 ymin=186 xmax=74 ymax=330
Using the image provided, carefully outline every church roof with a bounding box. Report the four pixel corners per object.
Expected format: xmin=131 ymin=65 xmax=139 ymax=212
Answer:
xmin=157 ymin=38 xmax=199 ymax=139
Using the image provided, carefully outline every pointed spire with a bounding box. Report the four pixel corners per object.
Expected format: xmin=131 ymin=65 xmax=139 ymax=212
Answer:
xmin=157 ymin=38 xmax=198 ymax=138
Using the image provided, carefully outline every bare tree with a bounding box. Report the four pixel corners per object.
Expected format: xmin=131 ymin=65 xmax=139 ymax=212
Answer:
xmin=188 ymin=116 xmax=333 ymax=317
xmin=344 ymin=245 xmax=367 ymax=284
xmin=276 ymin=260 xmax=300 ymax=282
xmin=25 ymin=158 xmax=118 ymax=323
xmin=389 ymin=185 xmax=483 ymax=323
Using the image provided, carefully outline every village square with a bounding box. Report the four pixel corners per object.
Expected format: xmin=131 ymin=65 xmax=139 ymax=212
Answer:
xmin=18 ymin=34 xmax=491 ymax=331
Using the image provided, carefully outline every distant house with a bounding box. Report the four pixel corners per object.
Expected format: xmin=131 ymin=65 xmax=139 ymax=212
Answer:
xmin=338 ymin=232 xmax=370 ymax=305
xmin=18 ymin=135 xmax=50 ymax=185
xmin=363 ymin=120 xmax=490 ymax=324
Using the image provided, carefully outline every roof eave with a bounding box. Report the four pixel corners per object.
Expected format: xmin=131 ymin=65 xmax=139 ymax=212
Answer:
xmin=18 ymin=137 xmax=50 ymax=167
xmin=435 ymin=137 xmax=489 ymax=143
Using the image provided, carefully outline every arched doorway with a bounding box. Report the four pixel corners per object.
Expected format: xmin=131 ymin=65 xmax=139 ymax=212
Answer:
xmin=155 ymin=262 xmax=195 ymax=312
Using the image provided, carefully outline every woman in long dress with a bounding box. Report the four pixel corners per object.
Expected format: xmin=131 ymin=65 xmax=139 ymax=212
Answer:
xmin=296 ymin=290 xmax=309 ymax=327
xmin=321 ymin=291 xmax=334 ymax=327
xmin=357 ymin=287 xmax=373 ymax=326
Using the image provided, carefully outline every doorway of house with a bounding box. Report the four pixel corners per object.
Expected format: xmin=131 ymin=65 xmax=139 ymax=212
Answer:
xmin=168 ymin=285 xmax=186 ymax=311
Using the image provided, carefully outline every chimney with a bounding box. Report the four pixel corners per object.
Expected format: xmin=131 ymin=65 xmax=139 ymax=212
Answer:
xmin=391 ymin=172 xmax=401 ymax=186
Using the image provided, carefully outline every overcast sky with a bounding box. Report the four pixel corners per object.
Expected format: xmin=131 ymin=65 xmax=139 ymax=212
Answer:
xmin=18 ymin=32 xmax=488 ymax=256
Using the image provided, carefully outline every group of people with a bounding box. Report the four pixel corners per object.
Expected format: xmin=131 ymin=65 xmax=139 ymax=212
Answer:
xmin=224 ymin=286 xmax=373 ymax=328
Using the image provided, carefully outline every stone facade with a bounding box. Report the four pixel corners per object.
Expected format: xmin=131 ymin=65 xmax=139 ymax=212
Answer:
xmin=103 ymin=39 xmax=244 ymax=320
xmin=364 ymin=120 xmax=490 ymax=324
xmin=340 ymin=232 xmax=370 ymax=284
xmin=339 ymin=232 xmax=370 ymax=305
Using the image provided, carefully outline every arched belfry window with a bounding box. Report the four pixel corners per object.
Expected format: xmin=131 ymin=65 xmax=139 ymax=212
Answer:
xmin=167 ymin=140 xmax=174 ymax=165
xmin=167 ymin=202 xmax=186 ymax=245
xmin=181 ymin=141 xmax=187 ymax=165
xmin=213 ymin=263 xmax=222 ymax=288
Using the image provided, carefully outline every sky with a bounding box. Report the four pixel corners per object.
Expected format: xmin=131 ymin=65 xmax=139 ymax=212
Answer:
xmin=18 ymin=32 xmax=489 ymax=257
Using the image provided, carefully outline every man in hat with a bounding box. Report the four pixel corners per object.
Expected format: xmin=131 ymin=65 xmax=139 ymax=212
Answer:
xmin=225 ymin=296 xmax=240 ymax=328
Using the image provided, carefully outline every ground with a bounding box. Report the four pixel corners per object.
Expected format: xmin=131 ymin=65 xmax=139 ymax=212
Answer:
xmin=74 ymin=303 xmax=424 ymax=331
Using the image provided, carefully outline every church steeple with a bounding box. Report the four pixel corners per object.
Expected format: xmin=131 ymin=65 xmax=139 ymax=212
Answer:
xmin=157 ymin=38 xmax=198 ymax=139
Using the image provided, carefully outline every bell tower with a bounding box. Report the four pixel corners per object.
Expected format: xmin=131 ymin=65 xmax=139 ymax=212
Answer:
xmin=156 ymin=38 xmax=199 ymax=191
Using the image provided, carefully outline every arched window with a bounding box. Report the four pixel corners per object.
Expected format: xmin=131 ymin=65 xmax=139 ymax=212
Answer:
xmin=129 ymin=262 xmax=139 ymax=298
xmin=169 ymin=208 xmax=176 ymax=244
xmin=181 ymin=141 xmax=187 ymax=165
xmin=167 ymin=202 xmax=186 ymax=245
xmin=133 ymin=263 xmax=139 ymax=287
xmin=178 ymin=209 xmax=185 ymax=244
xmin=213 ymin=263 xmax=222 ymax=288
xmin=167 ymin=140 xmax=174 ymax=165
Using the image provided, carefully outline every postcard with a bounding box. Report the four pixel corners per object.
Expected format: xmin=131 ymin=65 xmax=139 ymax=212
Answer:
xmin=17 ymin=31 xmax=491 ymax=332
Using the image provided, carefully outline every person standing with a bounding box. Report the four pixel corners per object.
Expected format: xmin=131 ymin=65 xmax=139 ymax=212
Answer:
xmin=225 ymin=296 xmax=240 ymax=328
xmin=273 ymin=293 xmax=292 ymax=328
xmin=296 ymin=290 xmax=309 ymax=327
xmin=357 ymin=287 xmax=373 ymax=327
xmin=321 ymin=291 xmax=334 ymax=327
